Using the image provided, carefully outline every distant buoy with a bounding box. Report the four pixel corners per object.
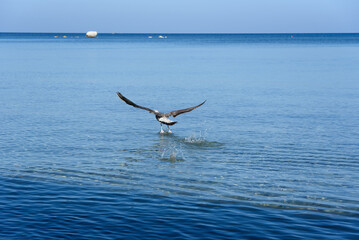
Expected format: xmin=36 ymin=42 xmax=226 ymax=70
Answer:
xmin=54 ymin=36 xmax=58 ymax=38
xmin=158 ymin=35 xmax=164 ymax=39
xmin=148 ymin=36 xmax=153 ymax=38
xmin=63 ymin=36 xmax=67 ymax=38
xmin=86 ymin=31 xmax=98 ymax=38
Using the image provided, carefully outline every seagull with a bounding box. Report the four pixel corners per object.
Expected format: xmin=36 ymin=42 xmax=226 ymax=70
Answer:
xmin=116 ymin=92 xmax=206 ymax=133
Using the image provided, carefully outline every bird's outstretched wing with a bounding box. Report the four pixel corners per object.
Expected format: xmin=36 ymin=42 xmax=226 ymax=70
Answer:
xmin=116 ymin=92 xmax=156 ymax=114
xmin=165 ymin=100 xmax=206 ymax=118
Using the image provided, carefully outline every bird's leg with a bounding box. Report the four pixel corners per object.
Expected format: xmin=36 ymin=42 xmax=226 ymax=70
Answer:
xmin=160 ymin=123 xmax=165 ymax=134
xmin=167 ymin=125 xmax=172 ymax=134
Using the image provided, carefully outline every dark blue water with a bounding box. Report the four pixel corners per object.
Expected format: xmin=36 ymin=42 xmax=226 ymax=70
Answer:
xmin=1 ymin=33 xmax=359 ymax=239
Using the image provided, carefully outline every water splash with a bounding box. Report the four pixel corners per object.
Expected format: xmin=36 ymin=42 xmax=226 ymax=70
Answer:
xmin=182 ymin=130 xmax=224 ymax=148
xmin=184 ymin=130 xmax=207 ymax=144
xmin=155 ymin=134 xmax=185 ymax=162
xmin=160 ymin=142 xmax=185 ymax=162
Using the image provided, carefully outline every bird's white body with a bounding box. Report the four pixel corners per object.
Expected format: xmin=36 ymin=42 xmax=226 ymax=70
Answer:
xmin=158 ymin=116 xmax=176 ymax=125
xmin=157 ymin=116 xmax=176 ymax=134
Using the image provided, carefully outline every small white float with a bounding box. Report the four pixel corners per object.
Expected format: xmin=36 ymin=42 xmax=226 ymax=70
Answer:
xmin=86 ymin=31 xmax=98 ymax=38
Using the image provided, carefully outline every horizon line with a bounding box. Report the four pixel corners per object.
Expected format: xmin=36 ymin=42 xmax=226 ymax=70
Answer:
xmin=1 ymin=31 xmax=358 ymax=35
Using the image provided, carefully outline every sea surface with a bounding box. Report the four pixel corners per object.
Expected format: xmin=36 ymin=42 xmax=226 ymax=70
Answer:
xmin=0 ymin=33 xmax=359 ymax=239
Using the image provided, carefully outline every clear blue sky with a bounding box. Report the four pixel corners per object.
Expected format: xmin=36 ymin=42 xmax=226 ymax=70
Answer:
xmin=0 ymin=0 xmax=358 ymax=33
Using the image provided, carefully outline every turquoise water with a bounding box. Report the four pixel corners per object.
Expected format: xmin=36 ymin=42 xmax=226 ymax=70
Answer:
xmin=1 ymin=33 xmax=359 ymax=239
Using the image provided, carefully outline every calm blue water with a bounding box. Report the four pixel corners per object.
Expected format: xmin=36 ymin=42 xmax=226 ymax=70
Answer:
xmin=1 ymin=33 xmax=359 ymax=239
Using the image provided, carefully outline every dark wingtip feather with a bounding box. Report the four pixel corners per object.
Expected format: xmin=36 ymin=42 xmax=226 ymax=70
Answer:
xmin=116 ymin=92 xmax=123 ymax=98
xmin=116 ymin=92 xmax=131 ymax=105
xmin=116 ymin=92 xmax=127 ymax=103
